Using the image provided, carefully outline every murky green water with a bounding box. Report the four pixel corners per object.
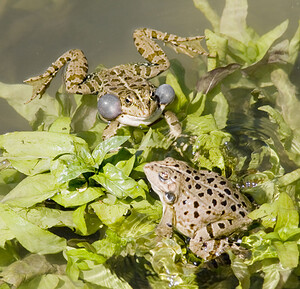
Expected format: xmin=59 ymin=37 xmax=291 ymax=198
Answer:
xmin=0 ymin=0 xmax=299 ymax=133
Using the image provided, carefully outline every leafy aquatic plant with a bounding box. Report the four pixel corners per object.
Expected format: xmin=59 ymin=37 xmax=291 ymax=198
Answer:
xmin=0 ymin=0 xmax=299 ymax=288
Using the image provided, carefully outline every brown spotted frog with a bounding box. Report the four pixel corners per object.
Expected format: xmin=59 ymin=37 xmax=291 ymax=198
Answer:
xmin=24 ymin=28 xmax=208 ymax=139
xmin=143 ymin=157 xmax=252 ymax=260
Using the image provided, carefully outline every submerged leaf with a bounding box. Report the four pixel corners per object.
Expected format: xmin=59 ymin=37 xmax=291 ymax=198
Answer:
xmin=197 ymin=63 xmax=241 ymax=93
xmin=81 ymin=264 xmax=133 ymax=288
xmin=220 ymin=0 xmax=254 ymax=44
xmin=256 ymin=20 xmax=289 ymax=63
xmin=0 ymin=82 xmax=59 ymax=129
xmin=0 ymin=254 xmax=53 ymax=288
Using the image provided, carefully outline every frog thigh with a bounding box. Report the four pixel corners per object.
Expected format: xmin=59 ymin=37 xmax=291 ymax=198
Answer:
xmin=192 ymin=217 xmax=250 ymax=244
xmin=189 ymin=237 xmax=230 ymax=260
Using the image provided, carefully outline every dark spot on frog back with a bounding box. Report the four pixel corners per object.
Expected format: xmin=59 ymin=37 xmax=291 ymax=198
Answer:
xmin=224 ymin=189 xmax=231 ymax=195
xmin=207 ymin=188 xmax=213 ymax=195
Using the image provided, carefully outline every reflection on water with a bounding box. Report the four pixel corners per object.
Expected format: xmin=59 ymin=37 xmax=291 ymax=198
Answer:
xmin=226 ymin=112 xmax=298 ymax=178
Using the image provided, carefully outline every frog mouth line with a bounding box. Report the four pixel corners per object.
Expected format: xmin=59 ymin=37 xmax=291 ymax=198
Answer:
xmin=117 ymin=106 xmax=164 ymax=127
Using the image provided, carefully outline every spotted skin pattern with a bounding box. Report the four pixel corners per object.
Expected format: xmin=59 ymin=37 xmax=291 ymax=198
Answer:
xmin=143 ymin=157 xmax=252 ymax=260
xmin=24 ymin=28 xmax=207 ymax=139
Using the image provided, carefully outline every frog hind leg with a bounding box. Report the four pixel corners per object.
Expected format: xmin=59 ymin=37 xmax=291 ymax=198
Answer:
xmin=190 ymin=237 xmax=231 ymax=261
xmin=189 ymin=218 xmax=251 ymax=260
xmin=132 ymin=28 xmax=208 ymax=78
xmin=24 ymin=49 xmax=97 ymax=103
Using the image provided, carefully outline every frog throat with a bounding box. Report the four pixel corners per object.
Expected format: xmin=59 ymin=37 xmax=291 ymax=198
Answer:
xmin=116 ymin=106 xmax=164 ymax=127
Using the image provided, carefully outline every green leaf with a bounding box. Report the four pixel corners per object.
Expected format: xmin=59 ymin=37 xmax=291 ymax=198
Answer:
xmin=71 ymin=94 xmax=99 ymax=132
xmin=18 ymin=207 xmax=75 ymax=230
xmin=207 ymin=91 xmax=229 ymax=129
xmin=184 ymin=114 xmax=218 ymax=136
xmin=248 ymin=203 xmax=277 ymax=228
xmin=273 ymin=241 xmax=299 ymax=269
xmin=1 ymin=173 xmax=58 ymax=207
xmin=72 ymin=205 xmax=88 ymax=235
xmin=274 ymin=193 xmax=299 ymax=233
xmin=0 ymin=131 xmax=89 ymax=159
xmin=92 ymin=163 xmax=146 ymax=199
xmin=66 ymin=248 xmax=106 ymax=264
xmin=115 ymin=155 xmax=135 ymax=176
xmin=242 ymin=231 xmax=278 ymax=265
xmin=92 ymin=230 xmax=127 ymax=259
xmin=229 ymin=253 xmax=250 ymax=289
xmin=258 ymin=105 xmax=292 ymax=143
xmin=0 ymin=204 xmax=66 ymax=254
xmin=7 ymin=159 xmax=51 ymax=176
xmin=49 ymin=117 xmax=71 ymax=133
xmin=0 ymin=245 xmax=17 ymax=267
xmin=50 ymin=154 xmax=94 ymax=184
xmin=90 ymin=200 xmax=128 ymax=227
xmin=0 ymin=168 xmax=23 ymax=197
xmin=165 ymin=72 xmax=187 ymax=112
xmin=52 ymin=186 xmax=104 ymax=208
xmin=277 ymin=168 xmax=300 ymax=187
xmin=72 ymin=204 xmax=102 ymax=236
xmin=92 ymin=136 xmax=130 ymax=166
xmin=117 ymin=211 xmax=156 ymax=238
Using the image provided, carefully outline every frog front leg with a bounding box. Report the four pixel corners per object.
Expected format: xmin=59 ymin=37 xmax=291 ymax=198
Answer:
xmin=156 ymin=205 xmax=175 ymax=239
xmin=24 ymin=49 xmax=100 ymax=102
xmin=163 ymin=111 xmax=182 ymax=139
xmin=101 ymin=121 xmax=123 ymax=140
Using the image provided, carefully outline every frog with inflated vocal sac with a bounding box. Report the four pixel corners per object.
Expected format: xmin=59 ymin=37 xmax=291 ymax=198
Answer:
xmin=24 ymin=28 xmax=208 ymax=139
xmin=144 ymin=157 xmax=253 ymax=260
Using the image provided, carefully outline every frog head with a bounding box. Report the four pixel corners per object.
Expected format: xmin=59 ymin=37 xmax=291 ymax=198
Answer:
xmin=97 ymin=74 xmax=175 ymax=127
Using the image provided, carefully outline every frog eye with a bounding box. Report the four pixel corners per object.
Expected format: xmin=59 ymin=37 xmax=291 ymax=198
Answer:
xmin=155 ymin=84 xmax=175 ymax=105
xmin=97 ymin=94 xmax=122 ymax=120
xmin=159 ymin=172 xmax=169 ymax=182
xmin=164 ymin=192 xmax=176 ymax=204
xmin=125 ymin=96 xmax=133 ymax=105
